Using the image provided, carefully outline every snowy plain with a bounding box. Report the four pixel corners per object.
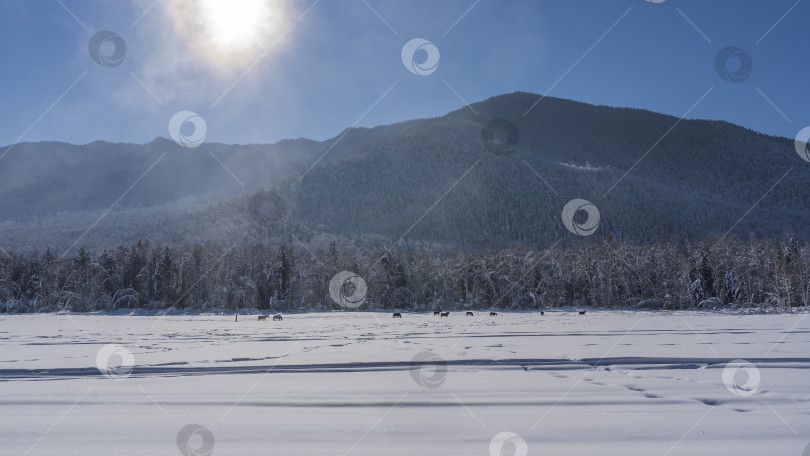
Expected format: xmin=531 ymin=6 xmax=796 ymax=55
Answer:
xmin=1 ymin=311 xmax=809 ymax=455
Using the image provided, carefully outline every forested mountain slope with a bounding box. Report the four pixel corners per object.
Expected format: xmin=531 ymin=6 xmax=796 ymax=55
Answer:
xmin=287 ymin=92 xmax=806 ymax=247
xmin=1 ymin=92 xmax=806 ymax=252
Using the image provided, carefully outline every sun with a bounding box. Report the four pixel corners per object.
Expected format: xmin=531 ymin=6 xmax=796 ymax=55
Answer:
xmin=197 ymin=0 xmax=277 ymax=51
xmin=165 ymin=0 xmax=289 ymax=69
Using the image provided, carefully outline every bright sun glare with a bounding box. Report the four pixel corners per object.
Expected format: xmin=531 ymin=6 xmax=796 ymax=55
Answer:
xmin=197 ymin=0 xmax=277 ymax=51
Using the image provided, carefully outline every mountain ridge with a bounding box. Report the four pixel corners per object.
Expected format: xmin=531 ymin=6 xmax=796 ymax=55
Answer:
xmin=0 ymin=92 xmax=806 ymax=252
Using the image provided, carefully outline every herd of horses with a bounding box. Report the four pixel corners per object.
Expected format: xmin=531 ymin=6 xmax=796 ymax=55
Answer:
xmin=427 ymin=310 xmax=482 ymax=317
xmin=418 ymin=310 xmax=586 ymax=318
xmin=252 ymin=310 xmax=588 ymax=321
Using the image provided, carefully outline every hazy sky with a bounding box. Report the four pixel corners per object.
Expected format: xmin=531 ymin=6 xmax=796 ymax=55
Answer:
xmin=0 ymin=0 xmax=806 ymax=145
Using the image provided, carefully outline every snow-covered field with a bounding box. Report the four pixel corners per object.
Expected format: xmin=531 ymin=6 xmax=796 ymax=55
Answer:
xmin=2 ymin=311 xmax=809 ymax=455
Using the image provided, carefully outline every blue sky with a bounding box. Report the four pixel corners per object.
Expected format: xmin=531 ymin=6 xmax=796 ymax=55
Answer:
xmin=0 ymin=0 xmax=806 ymax=145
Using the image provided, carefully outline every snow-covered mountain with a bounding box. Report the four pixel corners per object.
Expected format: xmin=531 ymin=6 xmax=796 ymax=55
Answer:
xmin=1 ymin=92 xmax=806 ymax=251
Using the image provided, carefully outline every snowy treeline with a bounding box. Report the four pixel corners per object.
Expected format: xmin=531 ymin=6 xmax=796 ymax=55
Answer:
xmin=2 ymin=231 xmax=808 ymax=313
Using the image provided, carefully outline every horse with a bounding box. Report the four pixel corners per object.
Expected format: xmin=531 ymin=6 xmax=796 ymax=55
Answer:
xmin=578 ymin=311 xmax=586 ymax=315
xmin=273 ymin=314 xmax=283 ymax=321
xmin=440 ymin=312 xmax=449 ymax=317
xmin=393 ymin=312 xmax=402 ymax=318
xmin=258 ymin=315 xmax=269 ymax=321
xmin=490 ymin=312 xmax=497 ymax=316
xmin=540 ymin=311 xmax=544 ymax=316
xmin=466 ymin=311 xmax=474 ymax=316
xmin=433 ymin=310 xmax=441 ymax=316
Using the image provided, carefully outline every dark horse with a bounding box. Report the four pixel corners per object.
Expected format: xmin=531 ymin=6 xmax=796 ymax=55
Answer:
xmin=466 ymin=311 xmax=474 ymax=316
xmin=433 ymin=310 xmax=441 ymax=316
xmin=490 ymin=312 xmax=497 ymax=316
xmin=273 ymin=314 xmax=283 ymax=321
xmin=393 ymin=312 xmax=402 ymax=318
xmin=578 ymin=311 xmax=586 ymax=315
xmin=440 ymin=312 xmax=449 ymax=317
